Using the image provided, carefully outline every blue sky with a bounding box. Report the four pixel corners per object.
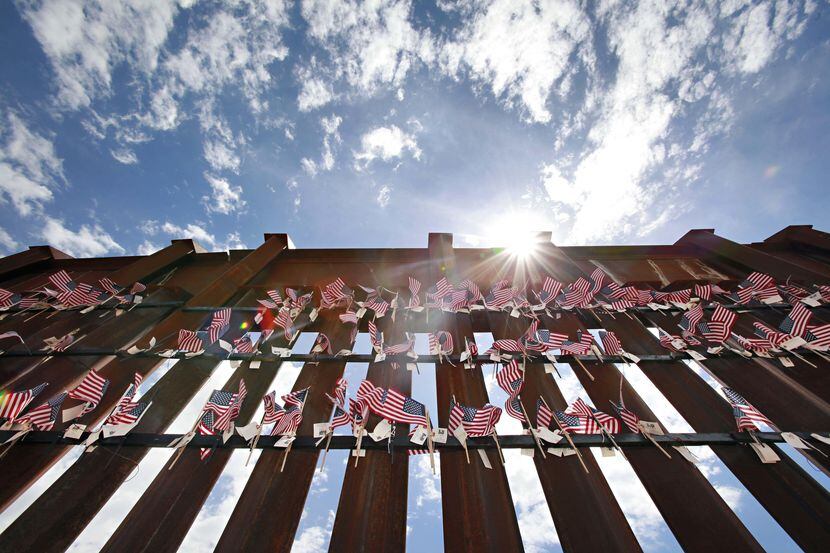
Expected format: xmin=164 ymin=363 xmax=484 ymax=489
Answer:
xmin=1 ymin=1 xmax=830 ymax=552
xmin=1 ymin=1 xmax=829 ymax=256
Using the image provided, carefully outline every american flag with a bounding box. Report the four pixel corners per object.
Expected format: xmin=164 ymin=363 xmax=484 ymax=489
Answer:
xmin=262 ymin=391 xmax=304 ymax=435
xmin=383 ymin=334 xmax=416 ymax=355
xmin=465 ymin=337 xmax=479 ymax=357
xmin=426 ymin=277 xmax=454 ymax=306
xmin=735 ymin=334 xmax=775 ymax=353
xmin=635 ymin=289 xmax=654 ymax=306
xmin=207 ymin=308 xmax=232 ymax=343
xmin=58 ymin=281 xmax=104 ymax=307
xmin=599 ymin=281 xmax=625 ymax=300
xmin=98 ymin=277 xmax=122 ymax=296
xmin=408 ymin=277 xmax=421 ymax=308
xmin=274 ymin=307 xmax=294 ymax=340
xmin=283 ymin=388 xmax=309 ymax=409
xmin=233 ymin=334 xmax=255 ymax=354
xmin=805 ymin=324 xmax=830 ymax=350
xmin=536 ymin=398 xmax=553 ymax=429
xmin=429 ymin=331 xmax=453 ymax=355
xmin=449 ymin=399 xmax=501 ymax=437
xmin=565 ymin=398 xmax=621 ymax=433
xmin=0 ymin=382 xmax=48 ymax=423
xmin=559 ymin=330 xmax=593 ymax=355
xmin=177 ymin=329 xmax=204 ymax=352
xmin=312 ymin=333 xmax=332 ymax=355
xmin=658 ymin=332 xmax=685 ymax=352
xmin=535 ymin=276 xmax=563 ymax=305
xmin=779 ymin=302 xmax=812 ymax=337
xmin=0 ymin=288 xmax=19 ymax=308
xmin=357 ymin=380 xmax=429 ymax=426
xmin=589 ymin=268 xmax=609 ymax=294
xmin=45 ymin=333 xmax=75 ymax=352
xmin=326 ymin=378 xmax=348 ymax=407
xmin=364 ymin=295 xmax=390 ymax=317
xmin=349 ymin=396 xmax=370 ymax=428
xmin=554 ymin=411 xmax=589 ymax=433
xmin=48 ymin=270 xmax=73 ymax=292
xmin=197 ymin=411 xmax=220 ymax=459
xmin=665 ymin=289 xmax=692 ymax=304
xmin=484 ymin=284 xmax=515 ymax=309
xmin=610 ymin=401 xmax=640 ymax=433
xmin=722 ymin=387 xmax=773 ymax=429
xmin=67 ymin=369 xmax=109 ymax=415
xmin=106 ymin=400 xmax=147 ymax=426
xmin=599 ymin=331 xmax=623 ymax=356
xmin=819 ymin=285 xmax=830 ymax=302
xmin=458 ymin=279 xmax=482 ymax=304
xmin=753 ymin=322 xmax=789 ymax=347
xmin=732 ymin=406 xmax=759 ymax=432
xmin=330 ymin=405 xmax=352 ymax=429
xmin=339 ymin=310 xmax=359 ymax=324
xmin=558 ymin=277 xmax=593 ymax=308
xmin=496 ymin=360 xmax=524 ymax=399
xmin=679 ymin=304 xmax=704 ymax=334
xmin=216 ymin=380 xmax=248 ymax=432
xmin=505 ymin=396 xmax=526 ymax=422
xmin=694 ymin=283 xmax=712 ymax=301
xmin=368 ymin=320 xmax=382 ymax=351
xmin=729 ymin=286 xmax=754 ymax=305
xmin=17 ymin=392 xmax=67 ymax=430
xmin=609 ymin=299 xmax=635 ymax=312
xmin=698 ymin=304 xmax=736 ymax=343
xmin=744 ymin=272 xmax=775 ymax=291
xmin=322 ymin=277 xmax=351 ymax=307
xmin=490 ymin=338 xmax=524 ymax=354
xmin=257 ymin=289 xmax=283 ymax=309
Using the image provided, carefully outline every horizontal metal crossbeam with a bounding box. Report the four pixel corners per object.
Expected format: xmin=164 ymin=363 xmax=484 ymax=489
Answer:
xmin=1 ymin=430 xmax=825 ymax=450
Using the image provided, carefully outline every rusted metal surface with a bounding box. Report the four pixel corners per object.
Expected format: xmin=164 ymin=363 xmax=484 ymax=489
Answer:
xmin=429 ymin=232 xmax=525 ymax=552
xmin=213 ymin=317 xmax=353 ymax=553
xmin=489 ymin=312 xmax=643 ymax=553
xmin=600 ymin=313 xmax=830 ymax=552
xmin=549 ymin=313 xmax=763 ymax=552
xmin=328 ymin=321 xmax=411 ymax=552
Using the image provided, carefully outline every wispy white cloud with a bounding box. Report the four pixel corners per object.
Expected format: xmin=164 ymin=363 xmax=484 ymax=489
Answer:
xmin=142 ymin=220 xmax=246 ymax=252
xmin=376 ymin=184 xmax=392 ymax=208
xmin=0 ymin=226 xmax=19 ymax=253
xmin=110 ymin=147 xmax=137 ymax=165
xmin=0 ymin=111 xmax=65 ymax=216
xmin=354 ymin=125 xmax=421 ymax=169
xmin=40 ymin=218 xmax=124 ymax=257
xmin=202 ymin=173 xmax=246 ymax=215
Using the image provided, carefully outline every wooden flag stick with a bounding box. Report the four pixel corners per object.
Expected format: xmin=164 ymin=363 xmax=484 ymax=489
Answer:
xmin=541 ymin=396 xmax=588 ymax=474
xmin=492 ymin=430 xmax=505 ymax=466
xmin=518 ymin=396 xmax=546 ymax=459
xmin=641 ymin=427 xmax=672 ymax=459
xmin=354 ymin=418 xmax=367 ymax=468
xmin=452 ymin=395 xmax=470 ymax=464
xmin=320 ymin=430 xmax=334 ymax=471
xmin=591 ymin=412 xmax=627 ymax=461
xmin=787 ymin=349 xmax=817 ymax=368
xmin=282 ymin=391 xmax=310 ymax=472
xmin=245 ymin=416 xmax=264 ymax=467
xmin=573 ymin=357 xmax=595 ymax=381
xmin=425 ymin=408 xmax=436 ymax=474
xmin=169 ymin=415 xmax=201 ymax=469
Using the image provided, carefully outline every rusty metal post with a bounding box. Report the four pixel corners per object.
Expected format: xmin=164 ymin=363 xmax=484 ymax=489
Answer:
xmin=327 ymin=320 xmax=411 ymax=552
xmin=600 ymin=313 xmax=830 ymax=552
xmin=428 ymin=233 xmax=524 ymax=552
xmin=213 ymin=317 xmax=354 ymax=553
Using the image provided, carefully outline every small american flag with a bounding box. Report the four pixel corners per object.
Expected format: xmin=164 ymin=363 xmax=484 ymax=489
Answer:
xmin=330 ymin=405 xmax=352 ymax=429
xmin=722 ymin=387 xmax=773 ymax=429
xmin=106 ymin=401 xmax=147 ymax=426
xmin=383 ymin=334 xmax=415 ymax=355
xmin=496 ymin=360 xmax=524 ymax=398
xmin=753 ymin=322 xmax=789 ymax=347
xmin=735 ymin=334 xmax=775 ymax=353
xmin=428 ymin=331 xmax=453 ymax=355
xmin=659 ymin=332 xmax=685 ymax=352
xmin=805 ymin=324 xmax=830 ymax=350
xmin=559 ymin=330 xmax=593 ymax=355
xmin=283 ymin=388 xmax=309 ymax=409
xmin=177 ymin=329 xmax=204 ymax=352
xmin=504 ymin=396 xmax=525 ymax=423
xmin=558 ymin=277 xmax=593 ymax=308
xmin=321 ymin=278 xmax=351 ymax=307
xmin=98 ymin=277 xmax=122 ymax=296
xmin=779 ymin=302 xmax=812 ymax=337
xmin=339 ymin=310 xmax=358 ymax=324
xmin=45 ymin=333 xmax=75 ymax=352
xmin=312 ymin=333 xmax=332 ymax=355
xmin=449 ymin=399 xmax=501 ymax=437
xmin=271 ymin=406 xmax=303 ymax=436
xmin=67 ymin=370 xmax=109 ymax=415
xmin=0 ymin=288 xmax=19 ymax=308
xmin=408 ymin=277 xmax=421 ymax=308
xmin=535 ymin=276 xmax=563 ymax=306
xmin=599 ymin=331 xmax=623 ymax=356
xmin=699 ymin=305 xmax=736 ymax=344
xmin=610 ymin=401 xmax=640 ymax=433
xmin=48 ymin=270 xmax=73 ymax=292
xmin=679 ymin=304 xmax=704 ymax=334
xmin=589 ymin=268 xmax=609 ymax=294
xmin=565 ymin=398 xmax=621 ymax=433
xmin=326 ymin=378 xmax=348 ymax=407
xmin=233 ymin=334 xmax=255 ymax=354
xmin=0 ymin=382 xmax=49 ymax=423
xmin=257 ymin=289 xmax=283 ymax=309
xmin=729 ymin=286 xmax=754 ymax=305
xmin=554 ymin=411 xmax=589 ymax=433
xmin=274 ymin=308 xmax=294 ymax=340
xmin=732 ymin=406 xmax=759 ymax=432
xmin=694 ymin=283 xmax=712 ymax=301
xmin=665 ymin=289 xmax=692 ymax=304
xmin=744 ymin=272 xmax=775 ymax=291
xmin=17 ymin=392 xmax=67 ymax=430
xmin=465 ymin=337 xmax=478 ymax=357
xmin=368 ymin=320 xmax=382 ymax=351
xmin=536 ymin=398 xmax=553 ymax=429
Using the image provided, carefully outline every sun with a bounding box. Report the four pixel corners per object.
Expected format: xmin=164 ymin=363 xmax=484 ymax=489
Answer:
xmin=487 ymin=211 xmax=548 ymax=258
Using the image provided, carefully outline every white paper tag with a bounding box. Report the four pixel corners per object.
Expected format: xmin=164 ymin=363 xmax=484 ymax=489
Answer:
xmin=370 ymin=420 xmax=392 ymax=442
xmin=103 ymin=423 xmax=135 ymax=438
xmin=63 ymin=423 xmax=86 ymax=439
xmin=510 ymin=308 xmax=521 ymax=318
xmin=351 ymin=448 xmax=366 ymax=457
xmin=353 ymin=426 xmax=365 ymax=438
xmin=490 ymin=353 xmax=501 ymax=362
xmin=622 ymin=352 xmax=641 ymax=363
xmin=548 ymin=447 xmax=576 ymax=457
xmin=459 ymin=351 xmax=470 ymax=362
xmin=779 ymin=356 xmax=795 ymax=367
xmin=62 ymin=403 xmax=87 ymax=422
xmin=545 ymin=352 xmax=558 ymax=363
xmin=274 ymin=435 xmax=295 ymax=448
xmin=451 ymin=423 xmax=468 ymax=443
xmin=521 ymin=448 xmax=535 ymax=457
xmin=639 ymin=421 xmax=664 ymax=435
xmin=537 ymin=427 xmax=562 ymax=444
xmin=477 ymin=448 xmax=493 ymax=469
xmin=406 ymin=363 xmax=417 ymax=372
xmin=810 ymin=433 xmax=830 ymax=445
xmin=222 ymin=426 xmax=234 ymax=443
xmin=432 ymin=428 xmax=448 ymax=444
xmin=706 ymin=346 xmax=723 ymax=355
xmin=780 ymin=432 xmax=810 ymax=449
xmin=409 ymin=306 xmax=424 ymax=312
xmin=601 ymin=447 xmax=616 ymax=457
xmin=355 ymin=307 xmax=367 ymax=319
xmin=236 ymin=422 xmax=260 ymax=441
xmin=410 ymin=426 xmax=428 ymax=445
xmin=3 ymin=429 xmax=29 ymax=445
xmin=544 ymin=363 xmax=557 ymax=374
xmin=249 ymin=360 xmax=261 ymax=369
xmin=218 ymin=340 xmax=233 ymax=352
xmin=750 ymin=442 xmax=780 ymax=463
xmin=314 ymin=422 xmax=332 ymax=438
xmin=407 ymin=351 xmax=419 ymax=360
xmin=671 ymin=339 xmax=686 ymax=350
xmin=309 ymin=308 xmax=318 ymax=321
xmin=374 ymin=352 xmax=386 ymax=363
xmin=801 ymin=292 xmax=822 ymax=307
xmin=781 ymin=336 xmax=807 ymax=351
xmin=687 ymin=350 xmax=707 ymax=361
xmin=336 ymin=349 xmax=353 ymax=356
xmin=761 ymin=294 xmax=783 ymax=304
